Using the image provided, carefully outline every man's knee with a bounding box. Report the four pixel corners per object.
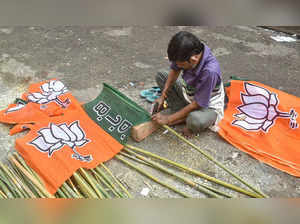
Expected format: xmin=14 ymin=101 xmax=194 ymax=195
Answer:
xmin=156 ymin=70 xmax=168 ymax=88
xmin=186 ymin=110 xmax=217 ymax=133
xmin=156 ymin=70 xmax=168 ymax=80
xmin=186 ymin=113 xmax=207 ymax=132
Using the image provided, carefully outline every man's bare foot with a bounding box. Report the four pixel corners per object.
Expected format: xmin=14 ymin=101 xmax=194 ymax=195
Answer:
xmin=182 ymin=126 xmax=195 ymax=139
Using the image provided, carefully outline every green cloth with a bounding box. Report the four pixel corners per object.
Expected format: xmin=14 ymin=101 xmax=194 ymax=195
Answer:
xmin=224 ymin=76 xmax=250 ymax=87
xmin=83 ymin=83 xmax=151 ymax=144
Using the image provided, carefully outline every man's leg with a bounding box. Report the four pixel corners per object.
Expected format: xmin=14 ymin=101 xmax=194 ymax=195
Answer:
xmin=186 ymin=108 xmax=217 ymax=133
xmin=155 ymin=70 xmax=188 ymax=112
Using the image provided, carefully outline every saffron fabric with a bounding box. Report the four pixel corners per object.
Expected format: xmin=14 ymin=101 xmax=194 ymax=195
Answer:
xmin=218 ymin=80 xmax=300 ymax=176
xmin=0 ymin=80 xmax=123 ymax=194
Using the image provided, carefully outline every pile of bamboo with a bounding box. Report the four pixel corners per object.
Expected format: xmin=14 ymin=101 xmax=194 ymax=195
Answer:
xmin=0 ymin=126 xmax=268 ymax=199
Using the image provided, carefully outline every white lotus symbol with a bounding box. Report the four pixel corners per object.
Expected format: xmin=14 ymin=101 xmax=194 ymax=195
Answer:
xmin=30 ymin=121 xmax=92 ymax=162
xmin=5 ymin=102 xmax=26 ymax=114
xmin=232 ymin=82 xmax=298 ymax=132
xmin=27 ymin=80 xmax=70 ymax=108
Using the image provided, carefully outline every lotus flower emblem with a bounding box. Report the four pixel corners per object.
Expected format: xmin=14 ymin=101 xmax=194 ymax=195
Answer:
xmin=27 ymin=80 xmax=70 ymax=108
xmin=232 ymin=82 xmax=298 ymax=132
xmin=5 ymin=102 xmax=26 ymax=114
xmin=30 ymin=121 xmax=92 ymax=162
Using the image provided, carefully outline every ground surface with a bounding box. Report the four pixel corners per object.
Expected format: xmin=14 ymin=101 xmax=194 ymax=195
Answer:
xmin=0 ymin=26 xmax=299 ymax=198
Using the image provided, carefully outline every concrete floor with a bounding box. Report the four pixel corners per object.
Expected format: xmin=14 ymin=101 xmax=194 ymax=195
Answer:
xmin=0 ymin=26 xmax=299 ymax=198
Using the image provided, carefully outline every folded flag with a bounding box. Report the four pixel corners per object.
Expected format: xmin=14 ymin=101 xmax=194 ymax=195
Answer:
xmin=83 ymin=83 xmax=151 ymax=144
xmin=218 ymin=80 xmax=300 ymax=176
xmin=0 ymin=79 xmax=149 ymax=194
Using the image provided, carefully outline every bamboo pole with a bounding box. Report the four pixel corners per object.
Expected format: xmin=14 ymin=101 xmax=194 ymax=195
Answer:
xmin=0 ymin=189 xmax=7 ymax=199
xmin=59 ymin=185 xmax=72 ymax=198
xmin=0 ymin=171 xmax=15 ymax=198
xmin=162 ymin=125 xmax=268 ymax=198
xmin=61 ymin=182 xmax=81 ymax=198
xmin=67 ymin=179 xmax=83 ymax=198
xmin=0 ymin=164 xmax=22 ymax=198
xmin=56 ymin=188 xmax=67 ymax=198
xmin=9 ymin=163 xmax=44 ymax=198
xmin=78 ymin=168 xmax=105 ymax=199
xmin=9 ymin=156 xmax=53 ymax=198
xmin=11 ymin=153 xmax=48 ymax=198
xmin=2 ymin=164 xmax=27 ymax=198
xmin=86 ymin=169 xmax=112 ymax=199
xmin=8 ymin=159 xmax=44 ymax=198
xmin=94 ymin=167 xmax=123 ymax=197
xmin=73 ymin=171 xmax=98 ymax=198
xmin=101 ymin=164 xmax=132 ymax=198
xmin=125 ymin=144 xmax=261 ymax=198
xmin=91 ymin=169 xmax=118 ymax=198
xmin=121 ymin=150 xmax=225 ymax=198
xmin=4 ymin=163 xmax=36 ymax=198
xmin=121 ymin=150 xmax=232 ymax=198
xmin=91 ymin=169 xmax=116 ymax=198
xmin=12 ymin=153 xmax=44 ymax=186
xmin=9 ymin=164 xmax=38 ymax=198
xmin=115 ymin=155 xmax=190 ymax=198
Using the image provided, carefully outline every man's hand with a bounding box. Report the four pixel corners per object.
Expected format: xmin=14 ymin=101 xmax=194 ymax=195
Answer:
xmin=151 ymin=112 xmax=170 ymax=125
xmin=153 ymin=96 xmax=165 ymax=113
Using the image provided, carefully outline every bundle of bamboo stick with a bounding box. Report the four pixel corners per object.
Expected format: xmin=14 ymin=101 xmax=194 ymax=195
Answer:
xmin=0 ymin=134 xmax=267 ymax=198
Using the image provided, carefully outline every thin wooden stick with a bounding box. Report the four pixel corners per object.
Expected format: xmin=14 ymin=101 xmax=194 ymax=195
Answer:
xmin=12 ymin=153 xmax=48 ymax=198
xmin=4 ymin=163 xmax=36 ymax=198
xmin=66 ymin=179 xmax=83 ymax=198
xmin=61 ymin=182 xmax=81 ymax=198
xmin=0 ymin=171 xmax=15 ymax=198
xmin=56 ymin=188 xmax=68 ymax=198
xmin=12 ymin=152 xmax=44 ymax=186
xmin=115 ymin=155 xmax=190 ymax=198
xmin=9 ymin=156 xmax=53 ymax=198
xmin=101 ymin=164 xmax=132 ymax=198
xmin=78 ymin=168 xmax=104 ymax=198
xmin=86 ymin=169 xmax=112 ymax=199
xmin=0 ymin=189 xmax=7 ymax=199
xmin=0 ymin=164 xmax=22 ymax=198
xmin=121 ymin=150 xmax=224 ymax=198
xmin=73 ymin=171 xmax=99 ymax=198
xmin=125 ymin=144 xmax=261 ymax=198
xmin=162 ymin=125 xmax=268 ymax=198
xmin=121 ymin=150 xmax=231 ymax=198
xmin=3 ymin=165 xmax=28 ymax=198
xmin=93 ymin=167 xmax=121 ymax=197
xmin=9 ymin=162 xmax=44 ymax=198
xmin=90 ymin=169 xmax=118 ymax=198
xmin=59 ymin=185 xmax=72 ymax=198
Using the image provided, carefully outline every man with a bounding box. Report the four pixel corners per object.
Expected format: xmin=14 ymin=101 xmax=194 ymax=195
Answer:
xmin=152 ymin=31 xmax=225 ymax=137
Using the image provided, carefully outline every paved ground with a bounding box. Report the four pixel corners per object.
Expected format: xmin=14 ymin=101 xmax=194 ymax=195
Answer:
xmin=0 ymin=26 xmax=299 ymax=198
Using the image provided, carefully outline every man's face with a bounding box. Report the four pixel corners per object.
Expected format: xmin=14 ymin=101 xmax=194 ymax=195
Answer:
xmin=175 ymin=53 xmax=202 ymax=70
xmin=175 ymin=61 xmax=194 ymax=70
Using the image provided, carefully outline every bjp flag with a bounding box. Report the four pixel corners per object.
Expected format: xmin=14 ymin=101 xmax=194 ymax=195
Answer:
xmin=0 ymin=79 xmax=124 ymax=195
xmin=218 ymin=80 xmax=300 ymax=176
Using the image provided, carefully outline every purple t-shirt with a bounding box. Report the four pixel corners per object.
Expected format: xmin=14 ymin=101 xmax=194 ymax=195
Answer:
xmin=170 ymin=44 xmax=221 ymax=108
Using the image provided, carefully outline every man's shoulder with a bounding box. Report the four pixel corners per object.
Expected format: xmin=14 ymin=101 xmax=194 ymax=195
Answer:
xmin=200 ymin=68 xmax=220 ymax=78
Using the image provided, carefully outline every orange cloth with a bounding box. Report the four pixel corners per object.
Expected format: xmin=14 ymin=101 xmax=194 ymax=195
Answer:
xmin=218 ymin=80 xmax=300 ymax=176
xmin=0 ymin=79 xmax=123 ymax=194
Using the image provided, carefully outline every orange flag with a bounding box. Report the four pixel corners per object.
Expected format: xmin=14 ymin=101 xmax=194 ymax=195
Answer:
xmin=0 ymin=79 xmax=123 ymax=194
xmin=218 ymin=80 xmax=300 ymax=176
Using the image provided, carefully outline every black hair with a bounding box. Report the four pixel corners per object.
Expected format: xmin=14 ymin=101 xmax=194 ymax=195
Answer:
xmin=167 ymin=31 xmax=204 ymax=62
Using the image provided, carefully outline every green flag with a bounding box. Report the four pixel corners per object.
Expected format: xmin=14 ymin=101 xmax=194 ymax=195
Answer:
xmin=83 ymin=83 xmax=151 ymax=144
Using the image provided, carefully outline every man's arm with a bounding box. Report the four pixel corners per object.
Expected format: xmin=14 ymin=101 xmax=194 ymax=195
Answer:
xmin=152 ymin=101 xmax=200 ymax=125
xmin=154 ymin=69 xmax=180 ymax=112
xmin=161 ymin=69 xmax=180 ymax=99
